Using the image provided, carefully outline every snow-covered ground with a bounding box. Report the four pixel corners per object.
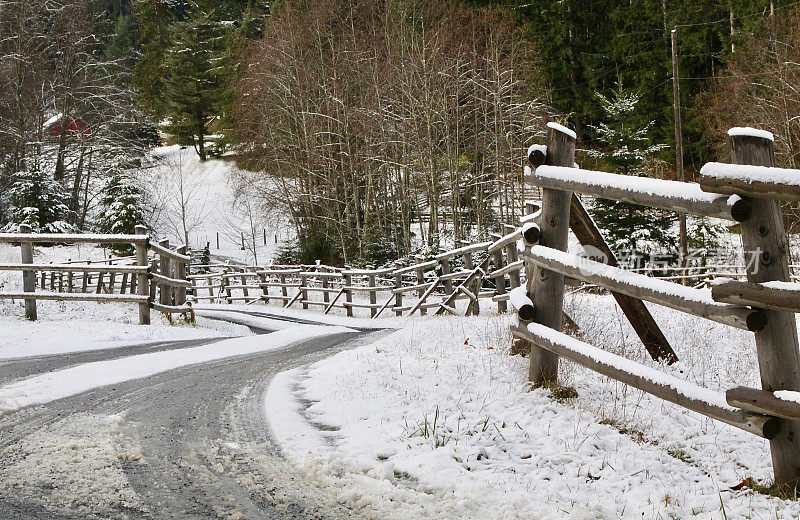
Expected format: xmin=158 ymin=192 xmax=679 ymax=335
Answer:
xmin=147 ymin=145 xmax=291 ymax=265
xmin=267 ymin=294 xmax=800 ymax=519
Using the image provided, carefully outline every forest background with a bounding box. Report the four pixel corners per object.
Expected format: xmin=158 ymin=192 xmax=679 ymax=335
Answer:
xmin=1 ymin=0 xmax=798 ymax=265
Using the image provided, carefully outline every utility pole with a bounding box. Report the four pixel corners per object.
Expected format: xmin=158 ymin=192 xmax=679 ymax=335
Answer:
xmin=671 ymin=28 xmax=688 ymax=274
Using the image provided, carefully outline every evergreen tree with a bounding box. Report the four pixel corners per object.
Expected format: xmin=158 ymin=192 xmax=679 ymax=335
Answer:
xmin=163 ymin=10 xmax=228 ymax=161
xmin=3 ymin=170 xmax=74 ymax=233
xmin=588 ymin=84 xmax=675 ymax=264
xmin=96 ymin=174 xmax=147 ymax=254
xmin=131 ymin=0 xmax=177 ymax=120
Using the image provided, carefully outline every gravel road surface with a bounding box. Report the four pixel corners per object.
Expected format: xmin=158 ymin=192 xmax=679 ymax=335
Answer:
xmin=0 ymin=323 xmax=387 ymax=519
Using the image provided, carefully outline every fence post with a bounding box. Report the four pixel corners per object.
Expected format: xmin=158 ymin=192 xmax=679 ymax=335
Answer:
xmin=108 ymin=262 xmax=116 ymax=293
xmin=19 ymin=224 xmax=36 ymax=320
xmin=158 ymin=238 xmax=171 ymax=306
xmin=493 ymin=249 xmax=507 ymax=313
xmin=730 ymin=130 xmax=800 ymax=487
xmin=439 ymin=257 xmax=454 ymax=295
xmin=67 ymin=265 xmax=74 ymax=293
xmin=240 ymin=272 xmax=249 ymax=301
xmin=505 ymin=242 xmax=521 ymax=289
xmin=527 ymin=123 xmax=576 ymax=387
xmin=394 ymin=271 xmax=403 ymax=316
xmin=344 ymin=272 xmax=353 ymax=317
xmin=259 ymin=271 xmax=269 ymax=304
xmin=222 ymin=268 xmax=232 ymax=303
xmin=368 ymin=273 xmax=377 ymax=318
xmin=415 ymin=266 xmax=427 ymax=316
xmin=280 ymin=272 xmax=288 ymax=304
xmin=300 ymin=273 xmax=309 ymax=309
xmin=463 ymin=252 xmax=474 ymax=271
xmin=176 ymin=245 xmax=187 ymax=305
xmin=149 ymin=260 xmax=158 ymax=309
xmin=82 ymin=261 xmax=90 ymax=292
xmin=135 ymin=225 xmax=151 ymax=324
xmin=322 ymin=268 xmax=330 ymax=305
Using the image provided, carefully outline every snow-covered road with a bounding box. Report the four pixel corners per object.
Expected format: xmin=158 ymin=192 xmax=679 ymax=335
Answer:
xmin=0 ymin=318 xmax=390 ymax=519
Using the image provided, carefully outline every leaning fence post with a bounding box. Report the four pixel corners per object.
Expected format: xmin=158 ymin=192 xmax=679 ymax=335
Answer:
xmin=730 ymin=129 xmax=800 ymax=487
xmin=19 ymin=224 xmax=36 ymax=320
xmin=527 ymin=123 xmax=576 ymax=387
xmin=135 ymin=225 xmax=150 ymax=325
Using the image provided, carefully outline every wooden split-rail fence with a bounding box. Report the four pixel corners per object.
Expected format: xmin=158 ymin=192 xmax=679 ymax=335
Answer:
xmin=187 ymin=228 xmax=536 ymax=318
xmin=0 ymin=225 xmax=192 ymax=324
xmin=512 ymin=122 xmax=800 ymax=487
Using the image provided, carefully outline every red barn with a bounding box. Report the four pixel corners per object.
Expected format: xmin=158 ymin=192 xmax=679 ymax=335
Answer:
xmin=43 ymin=113 xmax=91 ymax=139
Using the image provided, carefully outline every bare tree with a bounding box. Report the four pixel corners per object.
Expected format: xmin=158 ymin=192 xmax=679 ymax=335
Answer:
xmin=703 ymin=6 xmax=800 ymax=260
xmin=222 ymin=170 xmax=283 ymax=266
xmin=234 ymin=0 xmax=551 ymax=265
xmin=145 ymin=147 xmax=215 ymax=246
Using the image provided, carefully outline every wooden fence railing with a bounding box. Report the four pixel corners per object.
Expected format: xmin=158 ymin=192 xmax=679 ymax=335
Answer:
xmin=184 ymin=236 xmax=796 ymax=324
xmin=512 ymin=122 xmax=800 ymax=487
xmin=188 ymin=230 xmax=528 ymax=318
xmin=0 ymin=224 xmax=192 ymax=324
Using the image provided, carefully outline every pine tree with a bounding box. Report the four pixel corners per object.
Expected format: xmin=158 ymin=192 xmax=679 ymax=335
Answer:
xmin=163 ymin=10 xmax=227 ymax=161
xmin=3 ymin=170 xmax=74 ymax=233
xmin=588 ymin=84 xmax=675 ymax=264
xmin=96 ymin=174 xmax=147 ymax=254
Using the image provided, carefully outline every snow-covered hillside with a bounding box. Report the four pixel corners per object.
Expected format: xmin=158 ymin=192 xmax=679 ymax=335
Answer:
xmin=146 ymin=146 xmax=291 ymax=265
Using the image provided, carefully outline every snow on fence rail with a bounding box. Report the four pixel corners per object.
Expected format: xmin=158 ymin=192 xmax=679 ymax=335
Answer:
xmin=0 ymin=224 xmax=192 ymax=324
xmin=516 ymin=122 xmax=800 ymax=487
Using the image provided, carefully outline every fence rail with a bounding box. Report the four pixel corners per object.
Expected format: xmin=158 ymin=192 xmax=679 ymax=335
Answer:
xmin=514 ymin=122 xmax=800 ymax=487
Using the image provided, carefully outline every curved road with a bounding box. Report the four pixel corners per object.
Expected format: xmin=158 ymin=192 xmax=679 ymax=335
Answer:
xmin=0 ymin=320 xmax=388 ymax=519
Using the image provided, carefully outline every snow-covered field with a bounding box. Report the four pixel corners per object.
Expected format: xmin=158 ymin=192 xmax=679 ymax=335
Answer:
xmin=148 ymin=145 xmax=290 ymax=265
xmin=267 ymin=294 xmax=800 ymax=519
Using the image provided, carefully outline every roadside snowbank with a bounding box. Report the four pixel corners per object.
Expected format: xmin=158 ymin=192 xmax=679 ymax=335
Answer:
xmin=194 ymin=303 xmax=403 ymax=330
xmin=0 ymin=303 xmax=250 ymax=360
xmin=267 ymin=297 xmax=799 ymax=519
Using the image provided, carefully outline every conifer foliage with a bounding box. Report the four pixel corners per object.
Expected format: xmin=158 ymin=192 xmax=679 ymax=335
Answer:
xmin=588 ymin=85 xmax=675 ymax=261
xmin=3 ymin=170 xmax=74 ymax=233
xmin=163 ymin=10 xmax=228 ymax=161
xmin=96 ymin=174 xmax=147 ymax=254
